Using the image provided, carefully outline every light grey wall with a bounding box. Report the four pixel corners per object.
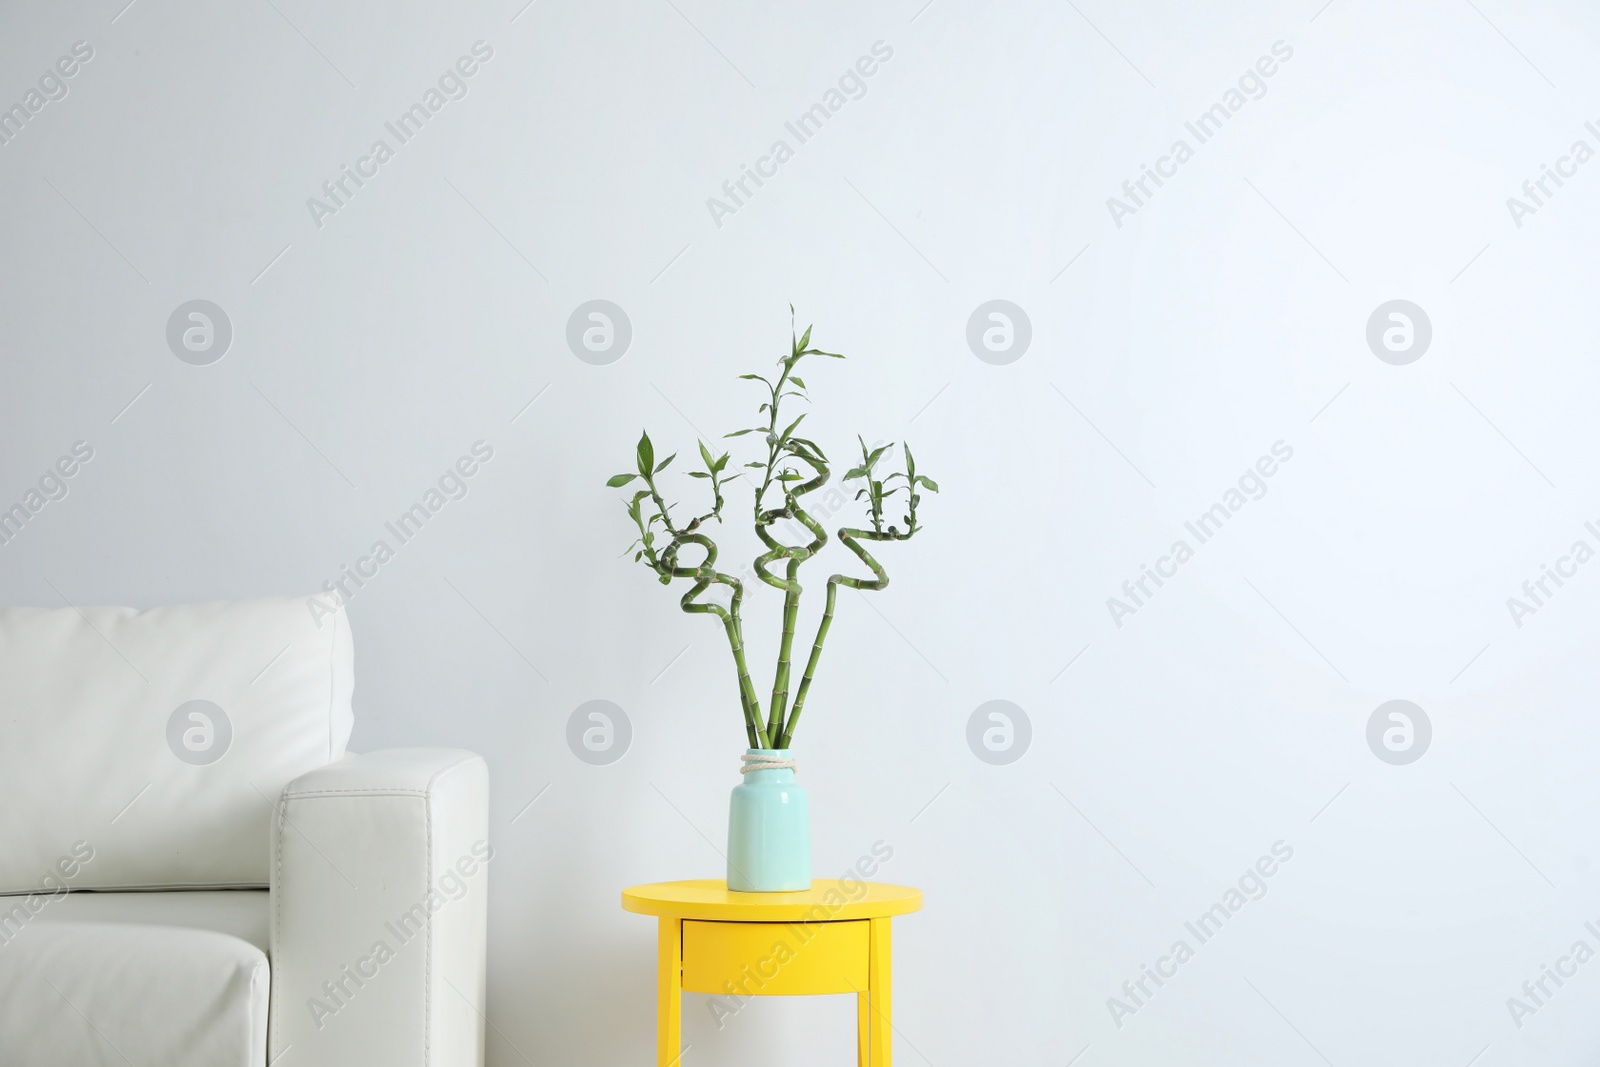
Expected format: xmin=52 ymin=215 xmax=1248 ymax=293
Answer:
xmin=4 ymin=0 xmax=1599 ymax=1062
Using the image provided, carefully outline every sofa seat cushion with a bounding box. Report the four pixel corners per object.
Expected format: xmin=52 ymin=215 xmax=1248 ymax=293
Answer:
xmin=0 ymin=920 xmax=268 ymax=1067
xmin=25 ymin=889 xmax=270 ymax=952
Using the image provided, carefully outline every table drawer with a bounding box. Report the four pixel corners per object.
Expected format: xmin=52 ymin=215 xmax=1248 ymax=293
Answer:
xmin=681 ymin=919 xmax=868 ymax=996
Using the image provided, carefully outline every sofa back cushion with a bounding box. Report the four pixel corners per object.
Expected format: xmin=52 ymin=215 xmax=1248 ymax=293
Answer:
xmin=0 ymin=597 xmax=354 ymax=893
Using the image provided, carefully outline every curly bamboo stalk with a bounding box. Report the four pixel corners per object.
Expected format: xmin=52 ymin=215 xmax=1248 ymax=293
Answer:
xmin=754 ymin=452 xmax=828 ymax=743
xmin=776 ymin=525 xmax=894 ymax=749
xmin=745 ymin=341 xmax=833 ymax=745
xmin=663 ymin=533 xmax=768 ymax=747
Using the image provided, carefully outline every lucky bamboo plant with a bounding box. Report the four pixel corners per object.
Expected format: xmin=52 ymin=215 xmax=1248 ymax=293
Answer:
xmin=607 ymin=311 xmax=937 ymax=750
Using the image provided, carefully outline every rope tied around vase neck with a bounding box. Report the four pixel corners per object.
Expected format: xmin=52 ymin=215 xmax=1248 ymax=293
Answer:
xmin=740 ymin=752 xmax=797 ymax=774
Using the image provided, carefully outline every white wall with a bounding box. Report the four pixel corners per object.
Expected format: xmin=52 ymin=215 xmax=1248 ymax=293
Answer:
xmin=4 ymin=0 xmax=1600 ymax=1062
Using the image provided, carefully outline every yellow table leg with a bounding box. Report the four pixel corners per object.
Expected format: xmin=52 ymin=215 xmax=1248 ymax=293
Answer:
xmin=867 ymin=917 xmax=892 ymax=1066
xmin=658 ymin=917 xmax=682 ymax=1067
xmin=857 ymin=989 xmax=871 ymax=1067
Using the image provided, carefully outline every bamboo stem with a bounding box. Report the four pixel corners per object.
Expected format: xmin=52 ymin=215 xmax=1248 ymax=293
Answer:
xmin=777 ymin=525 xmax=892 ymax=748
xmin=778 ymin=575 xmax=835 ymax=749
xmin=768 ymin=555 xmax=801 ymax=742
xmin=665 ymin=534 xmax=768 ymax=747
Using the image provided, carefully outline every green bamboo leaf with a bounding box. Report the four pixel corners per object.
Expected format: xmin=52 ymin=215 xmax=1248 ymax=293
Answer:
xmin=779 ymin=414 xmax=806 ymax=441
xmin=844 ymin=466 xmax=868 ymax=480
xmin=698 ymin=440 xmax=715 ymax=469
xmin=789 ymin=376 xmax=805 ymax=388
xmin=917 ymin=476 xmax=939 ymax=491
xmin=607 ymin=473 xmax=636 ymax=487
xmin=636 ymin=432 xmax=655 ymax=477
xmin=798 ymin=325 xmax=813 ymax=350
xmin=738 ymin=374 xmax=771 ymax=384
xmin=687 ymin=471 xmax=710 ymax=479
xmin=725 ymin=427 xmax=762 ymax=438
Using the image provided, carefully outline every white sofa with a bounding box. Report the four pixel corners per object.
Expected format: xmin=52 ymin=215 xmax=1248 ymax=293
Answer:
xmin=0 ymin=597 xmax=489 ymax=1067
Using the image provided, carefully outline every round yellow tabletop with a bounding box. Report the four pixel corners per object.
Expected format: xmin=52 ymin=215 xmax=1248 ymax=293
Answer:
xmin=622 ymin=878 xmax=922 ymax=922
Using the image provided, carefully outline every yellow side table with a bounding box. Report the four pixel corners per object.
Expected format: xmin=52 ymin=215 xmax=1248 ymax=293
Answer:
xmin=623 ymin=879 xmax=922 ymax=1066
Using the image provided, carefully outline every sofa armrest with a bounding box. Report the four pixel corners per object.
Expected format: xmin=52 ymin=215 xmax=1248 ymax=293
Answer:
xmin=268 ymin=748 xmax=489 ymax=1067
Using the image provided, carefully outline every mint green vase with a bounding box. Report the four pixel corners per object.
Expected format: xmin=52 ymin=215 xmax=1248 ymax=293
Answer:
xmin=727 ymin=748 xmax=812 ymax=892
